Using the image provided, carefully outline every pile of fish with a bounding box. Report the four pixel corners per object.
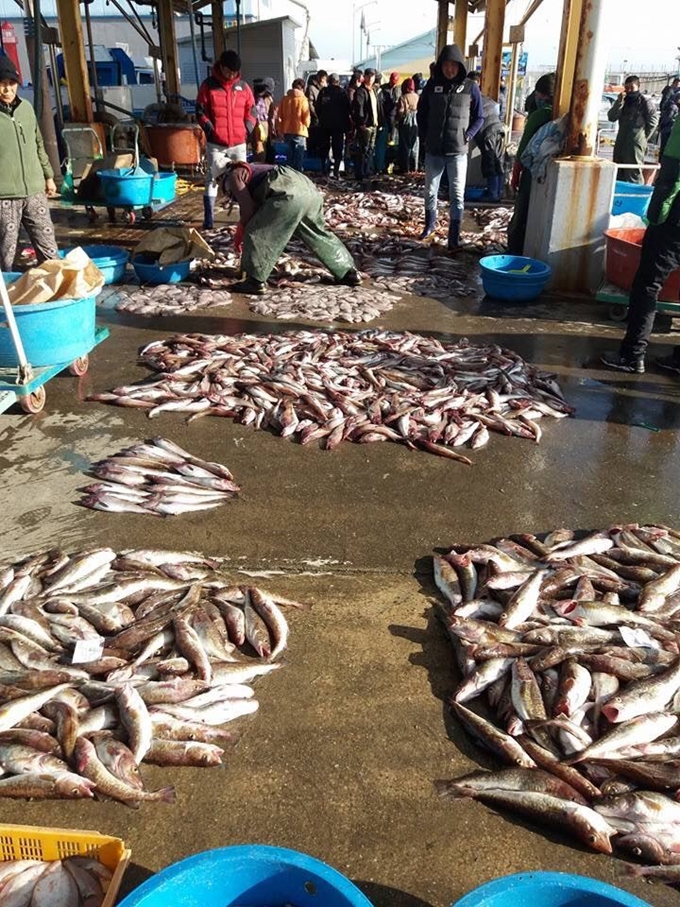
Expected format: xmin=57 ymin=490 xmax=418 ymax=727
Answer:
xmin=79 ymin=436 xmax=240 ymax=516
xmin=112 ymin=283 xmax=232 ymax=317
xmin=433 ymin=522 xmax=680 ymax=879
xmin=0 ymin=546 xmax=302 ymax=804
xmin=0 ymin=856 xmax=112 ymax=906
xmin=89 ymin=329 xmax=573 ymax=460
xmin=247 ymin=284 xmax=400 ymax=323
xmin=460 ymin=207 xmax=513 ymax=253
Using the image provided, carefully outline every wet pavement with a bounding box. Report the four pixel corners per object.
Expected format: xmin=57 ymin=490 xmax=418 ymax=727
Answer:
xmin=2 ymin=206 xmax=680 ymax=906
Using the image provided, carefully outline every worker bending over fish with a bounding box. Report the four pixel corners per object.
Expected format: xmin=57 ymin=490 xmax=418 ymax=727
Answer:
xmin=224 ymin=161 xmax=361 ymax=296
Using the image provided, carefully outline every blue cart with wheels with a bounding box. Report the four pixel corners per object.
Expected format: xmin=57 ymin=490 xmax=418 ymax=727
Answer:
xmin=0 ymin=273 xmax=109 ymax=414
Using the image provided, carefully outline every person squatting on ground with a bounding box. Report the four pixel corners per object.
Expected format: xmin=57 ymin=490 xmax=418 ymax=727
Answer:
xmin=608 ymin=75 xmax=658 ymax=185
xmin=224 ymin=162 xmax=362 ymax=296
xmin=468 ymin=72 xmax=505 ymax=202
xmin=416 ymin=44 xmax=484 ymax=251
xmin=350 ymin=68 xmax=379 ymax=183
xmin=601 ymin=115 xmax=680 ymax=375
xmin=396 ymin=78 xmax=420 ymax=174
xmin=276 ymin=79 xmax=311 ymax=172
xmin=506 ymin=72 xmax=555 ymax=256
xmin=196 ymin=50 xmax=256 ymax=230
xmin=0 ymin=57 xmax=59 ymax=271
xmin=317 ymin=73 xmax=351 ymax=177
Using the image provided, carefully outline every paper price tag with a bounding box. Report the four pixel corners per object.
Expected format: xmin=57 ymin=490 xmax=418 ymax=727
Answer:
xmin=619 ymin=625 xmax=660 ymax=650
xmin=72 ymin=637 xmax=105 ymax=664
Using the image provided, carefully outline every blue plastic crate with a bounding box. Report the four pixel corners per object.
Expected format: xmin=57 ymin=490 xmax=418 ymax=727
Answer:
xmin=452 ymin=871 xmax=651 ymax=907
xmin=479 ymin=254 xmax=552 ymax=301
xmin=117 ymin=845 xmax=374 ymax=907
xmin=612 ymin=180 xmax=653 ymax=217
xmin=98 ymin=168 xmax=155 ymax=207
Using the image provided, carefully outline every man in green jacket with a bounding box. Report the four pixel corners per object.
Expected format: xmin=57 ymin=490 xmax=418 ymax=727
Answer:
xmin=0 ymin=57 xmax=59 ymax=272
xmin=601 ymin=115 xmax=680 ymax=373
xmin=608 ymin=75 xmax=659 ymax=184
xmin=506 ymin=72 xmax=555 ymax=255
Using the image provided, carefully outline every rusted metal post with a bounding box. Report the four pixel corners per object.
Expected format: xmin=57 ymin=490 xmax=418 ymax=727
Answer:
xmin=453 ymin=0 xmax=467 ymax=54
xmin=566 ymin=0 xmax=612 ymax=157
xmin=157 ymin=0 xmax=180 ymax=98
xmin=436 ymin=0 xmax=450 ymax=57
xmin=505 ymin=40 xmax=519 ymax=128
xmin=54 ymin=0 xmax=93 ymax=122
xmin=212 ymin=0 xmax=226 ymax=61
xmin=481 ymin=0 xmax=505 ymax=101
xmin=553 ymin=0 xmax=583 ymax=119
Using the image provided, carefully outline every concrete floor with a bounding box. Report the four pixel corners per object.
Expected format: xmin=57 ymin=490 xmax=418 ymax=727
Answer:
xmin=2 ymin=232 xmax=680 ymax=906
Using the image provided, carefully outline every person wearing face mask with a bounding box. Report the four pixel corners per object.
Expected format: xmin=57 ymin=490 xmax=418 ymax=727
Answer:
xmin=608 ymin=75 xmax=659 ymax=184
xmin=0 ymin=57 xmax=59 ymax=272
xmin=416 ymin=44 xmax=484 ymax=251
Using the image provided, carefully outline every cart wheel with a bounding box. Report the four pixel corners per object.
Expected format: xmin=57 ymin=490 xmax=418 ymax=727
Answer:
xmin=107 ymin=207 xmax=117 ymax=223
xmin=20 ymin=386 xmax=46 ymax=414
xmin=141 ymin=206 xmax=153 ymax=220
xmin=608 ymin=304 xmax=628 ymax=322
xmin=123 ymin=210 xmax=136 ymax=225
xmin=656 ymin=313 xmax=674 ymax=334
xmin=68 ymin=354 xmax=89 ymax=376
xmin=86 ymin=206 xmax=98 ymax=222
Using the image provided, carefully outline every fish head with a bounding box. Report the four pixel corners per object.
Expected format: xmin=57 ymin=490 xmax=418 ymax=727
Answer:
xmin=55 ymin=773 xmax=96 ymax=798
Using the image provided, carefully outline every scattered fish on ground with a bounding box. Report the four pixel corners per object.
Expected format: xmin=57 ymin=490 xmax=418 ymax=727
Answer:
xmin=461 ymin=207 xmax=513 ymax=253
xmin=247 ymin=284 xmax=400 ymax=323
xmin=78 ymin=436 xmax=240 ymax=516
xmin=433 ymin=521 xmax=680 ymax=876
xmin=113 ymin=283 xmax=232 ymax=317
xmin=0 ymin=855 xmax=112 ymax=907
xmin=88 ymin=329 xmax=573 ymax=461
xmin=0 ymin=546 xmax=304 ymax=804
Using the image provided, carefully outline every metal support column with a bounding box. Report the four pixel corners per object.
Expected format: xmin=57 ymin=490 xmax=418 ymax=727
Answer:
xmin=505 ymin=40 xmax=519 ymax=128
xmin=157 ymin=0 xmax=180 ymax=98
xmin=453 ymin=0 xmax=466 ymax=51
xmin=54 ymin=0 xmax=93 ymax=122
xmin=566 ymin=0 xmax=612 ymax=156
xmin=436 ymin=0 xmax=450 ymax=57
xmin=553 ymin=0 xmax=583 ymax=119
xmin=481 ymin=0 xmax=505 ymax=101
xmin=212 ymin=0 xmax=226 ymax=61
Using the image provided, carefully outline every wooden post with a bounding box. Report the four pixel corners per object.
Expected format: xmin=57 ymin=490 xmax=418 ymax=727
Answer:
xmin=481 ymin=0 xmax=505 ymax=101
xmin=212 ymin=0 xmax=226 ymax=61
xmin=157 ymin=0 xmax=180 ymax=98
xmin=453 ymin=0 xmax=467 ymax=53
xmin=554 ymin=0 xmax=583 ymax=119
xmin=436 ymin=0 xmax=450 ymax=57
xmin=54 ymin=0 xmax=92 ymax=122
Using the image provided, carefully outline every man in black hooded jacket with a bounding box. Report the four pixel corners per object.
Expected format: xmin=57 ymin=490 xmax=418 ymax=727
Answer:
xmin=417 ymin=44 xmax=484 ymax=250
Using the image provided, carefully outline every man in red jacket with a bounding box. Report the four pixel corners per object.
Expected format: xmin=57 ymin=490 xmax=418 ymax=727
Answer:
xmin=196 ymin=49 xmax=256 ymax=229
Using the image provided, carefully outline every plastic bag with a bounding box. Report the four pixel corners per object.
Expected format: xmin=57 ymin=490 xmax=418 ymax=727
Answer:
xmin=133 ymin=227 xmax=215 ymax=266
xmin=7 ymin=247 xmax=105 ymax=306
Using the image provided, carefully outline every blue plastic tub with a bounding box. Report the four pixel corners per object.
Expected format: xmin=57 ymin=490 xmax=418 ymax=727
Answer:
xmin=98 ymin=168 xmax=155 ymax=206
xmin=479 ymin=254 xmax=552 ymax=301
xmin=303 ymin=156 xmax=323 ymax=172
xmin=151 ymin=172 xmax=177 ymax=204
xmin=452 ymin=872 xmax=651 ymax=907
xmin=612 ymin=180 xmax=653 ymax=217
xmin=60 ymin=245 xmax=129 ymax=285
xmin=131 ymin=254 xmax=191 ymax=285
xmin=116 ymin=845 xmax=374 ymax=907
xmin=465 ymin=186 xmax=486 ymax=201
xmin=0 ymin=292 xmax=96 ymax=366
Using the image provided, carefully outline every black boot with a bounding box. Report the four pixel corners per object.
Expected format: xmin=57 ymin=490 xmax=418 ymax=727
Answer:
xmin=337 ymin=268 xmax=362 ymax=287
xmin=202 ymin=196 xmax=215 ymax=230
xmin=231 ymin=276 xmax=266 ymax=295
xmin=419 ymin=208 xmax=436 ymax=240
xmin=448 ymin=219 xmax=461 ymax=251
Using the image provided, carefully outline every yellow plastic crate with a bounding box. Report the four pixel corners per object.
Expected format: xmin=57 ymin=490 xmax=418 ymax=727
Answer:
xmin=0 ymin=823 xmax=131 ymax=907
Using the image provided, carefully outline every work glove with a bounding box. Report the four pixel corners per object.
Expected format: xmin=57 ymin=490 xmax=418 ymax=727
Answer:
xmin=233 ymin=222 xmax=245 ymax=254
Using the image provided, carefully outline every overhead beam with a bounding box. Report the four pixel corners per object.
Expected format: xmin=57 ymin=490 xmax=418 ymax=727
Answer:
xmin=480 ymin=0 xmax=504 ymax=100
xmin=554 ymin=0 xmax=582 ymax=118
xmin=212 ymin=0 xmax=226 ymax=61
xmin=436 ymin=0 xmax=450 ymax=56
xmin=157 ymin=0 xmax=180 ymax=97
xmin=55 ymin=0 xmax=93 ymax=122
xmin=454 ymin=0 xmax=467 ymax=51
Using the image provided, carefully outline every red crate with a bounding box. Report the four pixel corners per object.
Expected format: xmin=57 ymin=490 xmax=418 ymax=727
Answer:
xmin=604 ymin=228 xmax=680 ymax=300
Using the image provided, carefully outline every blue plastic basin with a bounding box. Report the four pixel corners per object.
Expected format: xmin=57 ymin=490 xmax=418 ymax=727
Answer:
xmin=151 ymin=172 xmax=177 ymax=204
xmin=116 ymin=845 xmax=374 ymax=907
xmin=131 ymin=254 xmax=191 ymax=285
xmin=479 ymin=254 xmax=552 ymax=301
xmin=60 ymin=245 xmax=129 ymax=285
xmin=465 ymin=186 xmax=486 ymax=201
xmin=0 ymin=288 xmax=96 ymax=366
xmin=612 ymin=181 xmax=653 ymax=217
xmin=452 ymin=872 xmax=651 ymax=907
xmin=98 ymin=168 xmax=155 ymax=206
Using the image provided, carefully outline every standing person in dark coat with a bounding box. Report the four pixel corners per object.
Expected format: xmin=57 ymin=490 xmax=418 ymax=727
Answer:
xmin=659 ymin=81 xmax=680 ymax=154
xmin=608 ymin=75 xmax=659 ymax=184
xmin=306 ymin=69 xmax=328 ymax=158
xmin=416 ymin=44 xmax=484 ymax=250
xmin=317 ymin=73 xmax=351 ymax=177
xmin=396 ymin=78 xmax=419 ymax=173
xmin=375 ymin=75 xmax=397 ymax=173
xmin=351 ymin=68 xmax=379 ymax=184
xmin=469 ymin=72 xmax=505 ymax=202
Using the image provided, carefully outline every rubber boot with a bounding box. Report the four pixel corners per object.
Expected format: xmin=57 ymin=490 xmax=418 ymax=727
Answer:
xmin=492 ymin=174 xmax=503 ymax=202
xmin=203 ymin=195 xmax=215 ymax=230
xmin=447 ymin=218 xmax=461 ymax=251
xmin=419 ymin=208 xmax=437 ymax=240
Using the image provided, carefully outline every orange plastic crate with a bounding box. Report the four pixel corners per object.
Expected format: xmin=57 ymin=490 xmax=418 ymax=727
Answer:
xmin=0 ymin=823 xmax=130 ymax=907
